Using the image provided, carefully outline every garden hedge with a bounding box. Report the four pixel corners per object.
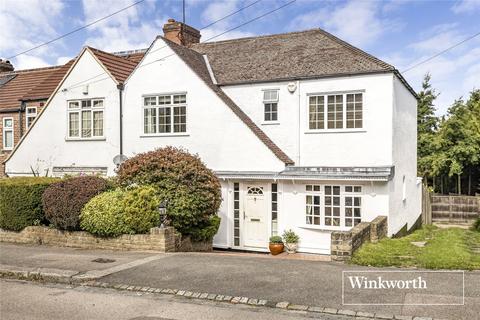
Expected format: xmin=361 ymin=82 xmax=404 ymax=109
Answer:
xmin=0 ymin=177 xmax=59 ymax=231
xmin=80 ymin=186 xmax=160 ymax=237
xmin=117 ymin=147 xmax=221 ymax=241
xmin=42 ymin=176 xmax=110 ymax=230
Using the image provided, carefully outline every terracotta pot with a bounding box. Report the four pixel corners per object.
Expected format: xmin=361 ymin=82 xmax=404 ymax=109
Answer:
xmin=269 ymin=243 xmax=284 ymax=255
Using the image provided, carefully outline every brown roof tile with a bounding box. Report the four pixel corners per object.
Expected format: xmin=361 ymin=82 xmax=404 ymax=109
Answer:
xmin=88 ymin=47 xmax=140 ymax=84
xmin=0 ymin=66 xmax=63 ymax=111
xmin=192 ymin=28 xmax=395 ymax=85
xmin=162 ymin=37 xmax=294 ymax=165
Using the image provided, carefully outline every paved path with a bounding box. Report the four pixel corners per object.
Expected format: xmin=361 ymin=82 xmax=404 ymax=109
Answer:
xmin=0 ymin=279 xmax=351 ymax=320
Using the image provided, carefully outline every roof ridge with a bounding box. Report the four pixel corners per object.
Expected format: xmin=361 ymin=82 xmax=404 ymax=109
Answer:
xmin=87 ymin=46 xmax=138 ymax=66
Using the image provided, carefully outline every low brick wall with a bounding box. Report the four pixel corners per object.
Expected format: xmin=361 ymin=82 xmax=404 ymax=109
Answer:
xmin=175 ymin=235 xmax=213 ymax=252
xmin=331 ymin=216 xmax=387 ymax=261
xmin=0 ymin=226 xmax=176 ymax=252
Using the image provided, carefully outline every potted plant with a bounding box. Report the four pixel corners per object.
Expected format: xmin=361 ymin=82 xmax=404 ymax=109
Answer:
xmin=282 ymin=229 xmax=300 ymax=254
xmin=268 ymin=235 xmax=284 ymax=255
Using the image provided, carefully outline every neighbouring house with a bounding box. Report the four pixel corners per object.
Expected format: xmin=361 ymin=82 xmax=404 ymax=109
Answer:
xmin=5 ymin=19 xmax=422 ymax=254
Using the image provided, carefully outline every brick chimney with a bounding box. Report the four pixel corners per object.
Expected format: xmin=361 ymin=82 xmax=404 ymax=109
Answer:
xmin=163 ymin=18 xmax=201 ymax=47
xmin=0 ymin=59 xmax=14 ymax=72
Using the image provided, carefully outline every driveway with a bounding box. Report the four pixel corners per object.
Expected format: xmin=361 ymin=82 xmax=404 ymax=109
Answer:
xmin=101 ymin=252 xmax=480 ymax=320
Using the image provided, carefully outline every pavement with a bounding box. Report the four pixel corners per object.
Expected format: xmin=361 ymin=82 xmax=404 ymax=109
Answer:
xmin=0 ymin=279 xmax=353 ymax=320
xmin=1 ymin=243 xmax=479 ymax=320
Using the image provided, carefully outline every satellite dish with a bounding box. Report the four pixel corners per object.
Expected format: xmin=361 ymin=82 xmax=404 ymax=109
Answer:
xmin=113 ymin=154 xmax=128 ymax=166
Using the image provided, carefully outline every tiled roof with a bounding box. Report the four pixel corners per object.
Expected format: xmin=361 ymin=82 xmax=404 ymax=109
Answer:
xmin=162 ymin=37 xmax=294 ymax=165
xmin=191 ymin=28 xmax=395 ymax=85
xmin=0 ymin=66 xmax=64 ymax=111
xmin=88 ymin=47 xmax=140 ymax=84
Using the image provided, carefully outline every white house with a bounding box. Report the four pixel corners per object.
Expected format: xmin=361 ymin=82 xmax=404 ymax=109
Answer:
xmin=5 ymin=19 xmax=421 ymax=254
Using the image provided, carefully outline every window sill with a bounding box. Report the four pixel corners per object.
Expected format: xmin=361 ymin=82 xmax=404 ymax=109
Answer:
xmin=304 ymin=129 xmax=366 ymax=134
xmin=65 ymin=137 xmax=106 ymax=142
xmin=140 ymin=132 xmax=190 ymax=138
xmin=2 ymin=148 xmax=13 ymax=152
xmin=298 ymin=224 xmax=352 ymax=232
xmin=261 ymin=121 xmax=280 ymax=126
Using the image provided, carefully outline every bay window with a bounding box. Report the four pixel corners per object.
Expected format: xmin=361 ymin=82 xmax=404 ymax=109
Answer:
xmin=67 ymin=99 xmax=104 ymax=139
xmin=143 ymin=93 xmax=187 ymax=134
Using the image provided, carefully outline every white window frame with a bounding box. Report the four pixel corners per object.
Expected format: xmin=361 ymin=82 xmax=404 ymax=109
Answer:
xmin=26 ymin=106 xmax=37 ymax=129
xmin=262 ymin=89 xmax=279 ymax=123
xmin=306 ymin=91 xmax=365 ymax=133
xmin=2 ymin=117 xmax=14 ymax=150
xmin=142 ymin=93 xmax=188 ymax=136
xmin=303 ymin=184 xmax=363 ymax=230
xmin=66 ymin=98 xmax=105 ymax=140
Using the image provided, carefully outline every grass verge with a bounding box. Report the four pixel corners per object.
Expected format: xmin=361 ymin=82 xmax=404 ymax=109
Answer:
xmin=351 ymin=225 xmax=480 ymax=270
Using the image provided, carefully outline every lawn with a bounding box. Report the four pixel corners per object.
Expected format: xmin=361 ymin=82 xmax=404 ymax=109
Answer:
xmin=351 ymin=225 xmax=480 ymax=270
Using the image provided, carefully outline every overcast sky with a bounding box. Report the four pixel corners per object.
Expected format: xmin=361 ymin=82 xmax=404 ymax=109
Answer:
xmin=1 ymin=0 xmax=479 ymax=115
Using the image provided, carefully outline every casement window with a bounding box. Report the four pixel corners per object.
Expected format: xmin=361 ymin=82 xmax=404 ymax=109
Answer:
xmin=271 ymin=183 xmax=278 ymax=235
xmin=67 ymin=99 xmax=104 ymax=139
xmin=143 ymin=94 xmax=187 ymax=134
xmin=308 ymin=92 xmax=363 ymax=130
xmin=26 ymin=107 xmax=37 ymax=129
xmin=263 ymin=90 xmax=279 ymax=122
xmin=2 ymin=117 xmax=14 ymax=150
xmin=305 ymin=185 xmax=362 ymax=228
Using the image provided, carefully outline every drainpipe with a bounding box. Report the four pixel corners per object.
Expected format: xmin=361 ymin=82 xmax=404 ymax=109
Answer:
xmin=19 ymin=101 xmax=26 ymax=136
xmin=297 ymin=80 xmax=301 ymax=165
xmin=117 ymin=84 xmax=124 ymax=156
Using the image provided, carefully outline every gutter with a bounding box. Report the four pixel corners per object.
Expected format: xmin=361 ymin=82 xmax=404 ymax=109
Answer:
xmin=117 ymin=83 xmax=124 ymax=156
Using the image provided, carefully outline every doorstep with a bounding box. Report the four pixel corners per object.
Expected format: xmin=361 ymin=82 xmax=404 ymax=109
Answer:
xmin=210 ymin=249 xmax=331 ymax=262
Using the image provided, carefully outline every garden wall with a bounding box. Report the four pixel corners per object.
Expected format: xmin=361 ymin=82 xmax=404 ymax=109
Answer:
xmin=0 ymin=226 xmax=176 ymax=252
xmin=331 ymin=216 xmax=387 ymax=261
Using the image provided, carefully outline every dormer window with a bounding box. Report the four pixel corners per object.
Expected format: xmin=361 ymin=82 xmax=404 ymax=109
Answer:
xmin=263 ymin=89 xmax=278 ymax=122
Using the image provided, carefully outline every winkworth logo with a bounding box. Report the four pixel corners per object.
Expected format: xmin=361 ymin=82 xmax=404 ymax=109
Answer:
xmin=348 ymin=275 xmax=427 ymax=290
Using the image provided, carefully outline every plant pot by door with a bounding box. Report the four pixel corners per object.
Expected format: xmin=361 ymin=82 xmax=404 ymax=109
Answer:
xmin=269 ymin=243 xmax=284 ymax=255
xmin=285 ymin=243 xmax=297 ymax=254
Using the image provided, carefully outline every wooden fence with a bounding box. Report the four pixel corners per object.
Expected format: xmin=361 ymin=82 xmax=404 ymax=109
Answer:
xmin=431 ymin=194 xmax=479 ymax=224
xmin=421 ymin=184 xmax=432 ymax=225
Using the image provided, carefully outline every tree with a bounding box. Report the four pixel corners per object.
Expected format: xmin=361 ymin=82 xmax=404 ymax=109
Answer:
xmin=417 ymin=74 xmax=439 ymax=180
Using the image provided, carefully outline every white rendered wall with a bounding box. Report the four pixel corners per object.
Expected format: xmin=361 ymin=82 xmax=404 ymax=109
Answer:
xmin=388 ymin=75 xmax=421 ymax=234
xmin=6 ymin=50 xmax=120 ymax=176
xmin=122 ymin=38 xmax=286 ymax=172
xmin=222 ymin=73 xmax=394 ymax=167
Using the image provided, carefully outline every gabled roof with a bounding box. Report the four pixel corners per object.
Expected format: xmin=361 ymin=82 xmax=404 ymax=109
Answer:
xmin=0 ymin=66 xmax=66 ymax=111
xmin=191 ymin=28 xmax=394 ymax=84
xmin=162 ymin=36 xmax=294 ymax=165
xmin=87 ymin=47 xmax=142 ymax=84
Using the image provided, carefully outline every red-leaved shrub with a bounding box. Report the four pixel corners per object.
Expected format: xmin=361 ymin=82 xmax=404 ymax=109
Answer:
xmin=42 ymin=176 xmax=110 ymax=230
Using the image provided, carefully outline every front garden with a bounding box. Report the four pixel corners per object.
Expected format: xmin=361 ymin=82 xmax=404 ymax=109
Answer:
xmin=0 ymin=147 xmax=221 ymax=250
xmin=352 ymin=224 xmax=480 ymax=270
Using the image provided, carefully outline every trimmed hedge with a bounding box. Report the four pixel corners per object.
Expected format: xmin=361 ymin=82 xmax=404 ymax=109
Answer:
xmin=0 ymin=177 xmax=59 ymax=231
xmin=80 ymin=186 xmax=160 ymax=237
xmin=117 ymin=147 xmax=221 ymax=241
xmin=42 ymin=176 xmax=110 ymax=230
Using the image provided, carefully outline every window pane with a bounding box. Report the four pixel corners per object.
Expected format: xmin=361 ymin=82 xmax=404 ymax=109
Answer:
xmin=309 ymin=96 xmax=324 ymax=129
xmin=327 ymin=94 xmax=343 ymax=129
xmin=346 ymin=93 xmax=362 ymax=128
xmin=93 ymin=111 xmax=103 ymax=136
xmin=173 ymin=94 xmax=186 ymax=104
xmin=159 ymin=107 xmax=171 ymax=133
xmin=173 ymin=106 xmax=186 ymax=132
xmin=69 ymin=112 xmax=79 ymax=137
xmin=4 ymin=130 xmax=13 ymax=148
xmin=144 ymin=108 xmax=157 ymax=134
xmin=144 ymin=97 xmax=156 ymax=106
xmin=81 ymin=110 xmax=92 ymax=137
xmin=81 ymin=100 xmax=91 ymax=108
xmin=69 ymin=101 xmax=79 ymax=109
xmin=158 ymin=95 xmax=171 ymax=105
xmin=93 ymin=100 xmax=103 ymax=108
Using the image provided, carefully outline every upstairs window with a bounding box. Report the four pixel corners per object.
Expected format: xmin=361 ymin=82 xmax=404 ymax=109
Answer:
xmin=308 ymin=92 xmax=363 ymax=130
xmin=143 ymin=94 xmax=187 ymax=134
xmin=263 ymin=90 xmax=278 ymax=122
xmin=67 ymin=99 xmax=104 ymax=139
xmin=26 ymin=107 xmax=37 ymax=129
xmin=2 ymin=117 xmax=14 ymax=150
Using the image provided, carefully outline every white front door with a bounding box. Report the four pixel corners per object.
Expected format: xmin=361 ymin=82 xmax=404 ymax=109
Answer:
xmin=243 ymin=185 xmax=268 ymax=248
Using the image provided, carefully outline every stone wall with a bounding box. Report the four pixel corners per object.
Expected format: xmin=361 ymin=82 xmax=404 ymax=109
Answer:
xmin=0 ymin=226 xmax=176 ymax=252
xmin=331 ymin=216 xmax=387 ymax=261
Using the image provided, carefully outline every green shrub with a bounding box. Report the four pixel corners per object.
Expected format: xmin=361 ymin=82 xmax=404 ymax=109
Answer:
xmin=282 ymin=229 xmax=300 ymax=243
xmin=473 ymin=217 xmax=480 ymax=232
xmin=117 ymin=147 xmax=221 ymax=240
xmin=269 ymin=235 xmax=283 ymax=244
xmin=0 ymin=177 xmax=59 ymax=231
xmin=42 ymin=176 xmax=110 ymax=230
xmin=80 ymin=186 xmax=160 ymax=237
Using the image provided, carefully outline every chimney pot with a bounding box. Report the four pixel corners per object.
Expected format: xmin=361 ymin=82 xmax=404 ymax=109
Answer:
xmin=0 ymin=59 xmax=14 ymax=72
xmin=163 ymin=18 xmax=201 ymax=47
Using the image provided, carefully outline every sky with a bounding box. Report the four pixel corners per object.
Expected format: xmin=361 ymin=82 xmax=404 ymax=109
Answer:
xmin=1 ymin=0 xmax=479 ymax=116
